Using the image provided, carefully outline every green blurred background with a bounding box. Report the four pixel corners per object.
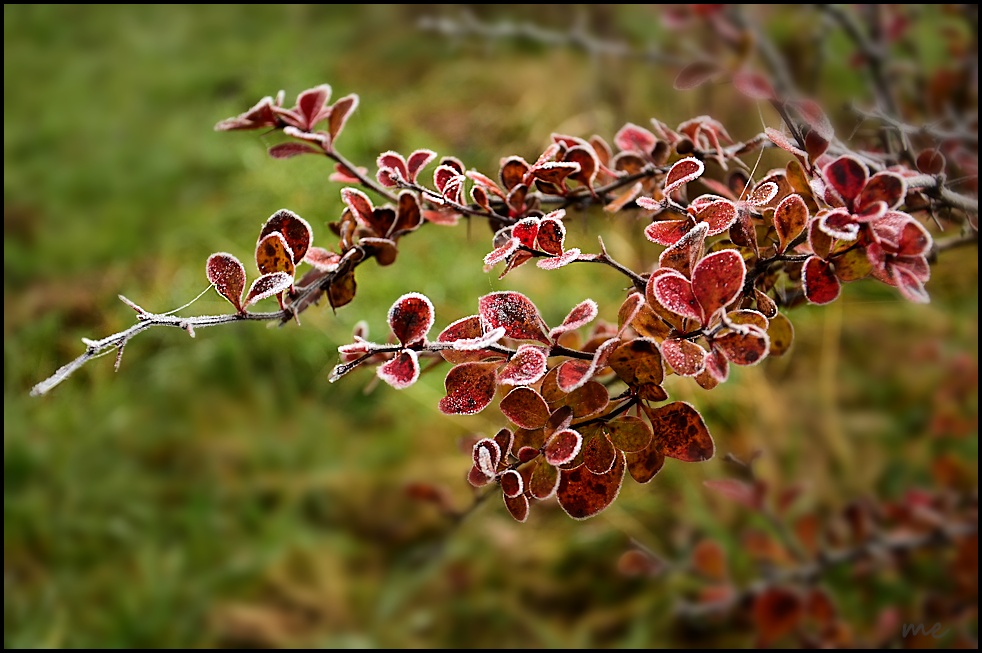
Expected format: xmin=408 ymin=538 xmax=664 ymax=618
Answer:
xmin=4 ymin=5 xmax=977 ymax=648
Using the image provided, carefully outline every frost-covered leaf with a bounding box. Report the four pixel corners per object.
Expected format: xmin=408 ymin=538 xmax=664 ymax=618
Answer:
xmin=391 ymin=191 xmax=422 ymax=236
xmin=651 ymin=270 xmax=702 ymax=322
xmin=497 ymin=345 xmax=548 ymax=386
xmin=608 ymin=338 xmax=664 ymax=388
xmin=802 ymin=256 xmax=841 ymax=305
xmin=259 ymin=209 xmax=313 ymax=264
xmin=467 ymin=464 xmax=494 ymax=488
xmin=406 ymin=149 xmax=437 ymax=183
xmin=303 ymin=246 xmax=341 ymax=271
xmin=614 ymin=123 xmax=658 ymax=155
xmin=567 ymin=381 xmax=609 ymax=418
xmin=583 ymin=429 xmax=617 ymax=474
xmin=499 ymin=469 xmax=524 ymax=498
xmin=564 ymin=146 xmax=598 ymax=188
xmin=437 ymin=315 xmax=505 ymax=364
xmin=674 ymin=60 xmax=723 ymax=90
xmin=340 ymin=187 xmax=375 ymax=227
xmin=557 ymin=450 xmax=626 ymax=520
xmin=499 ymin=156 xmax=530 ymax=191
xmin=746 ymin=181 xmax=779 ymax=208
xmin=244 ymin=271 xmax=293 ymax=308
xmin=766 ymin=312 xmax=794 ymax=357
xmin=645 ymin=219 xmax=692 ymax=246
xmin=360 ymin=237 xmax=398 ymax=267
xmin=483 ymin=237 xmax=520 ymax=267
xmin=696 ymin=199 xmax=738 ymax=236
xmin=472 ymin=438 xmax=502 ymax=475
xmin=503 ymin=492 xmax=529 ymax=523
xmin=549 ymin=299 xmax=598 ymax=340
xmin=773 ymin=194 xmax=809 ymax=253
xmin=659 ymin=221 xmax=709 ymax=277
xmin=703 ymin=346 xmax=729 ymax=384
xmin=511 ymin=217 xmax=540 ymax=248
xmin=857 ymin=172 xmax=906 ymax=212
xmin=765 ymin=127 xmax=805 ymax=158
xmin=808 ymin=217 xmax=833 ymax=258
xmin=713 ymin=327 xmax=769 ymax=365
xmin=692 ymin=249 xmax=746 ymax=322
xmin=500 ymin=386 xmax=551 ymax=430
xmin=664 ymin=157 xmax=705 ymax=195
xmin=255 ymin=232 xmax=296 ymax=277
xmin=606 ymin=416 xmax=653 ymax=453
xmin=661 ymin=338 xmax=707 ymax=377
xmin=206 ymin=252 xmax=246 ymax=312
xmin=791 ymin=98 xmax=834 ymax=141
xmin=296 ymin=84 xmax=332 ymax=130
xmin=818 ymin=209 xmax=859 ymax=241
xmin=537 ymin=249 xmax=580 ymax=270
xmin=327 ymin=269 xmax=357 ymax=309
xmin=647 ymin=401 xmax=714 ymax=462
xmin=387 ymin=292 xmax=434 ymax=346
xmin=544 ymin=428 xmax=583 ymax=466
xmin=327 ymin=93 xmax=359 ymax=144
xmin=438 ymin=362 xmax=499 ymax=415
xmin=478 ymin=291 xmax=550 ymax=344
xmin=531 ymin=161 xmax=580 ymax=187
xmin=536 ymin=214 xmax=567 ymax=256
xmin=823 ymin=156 xmax=868 ymax=205
xmin=616 ymin=292 xmax=645 ymax=337
xmin=556 ymin=337 xmax=619 ymax=393
xmin=377 ymin=349 xmax=420 ymax=390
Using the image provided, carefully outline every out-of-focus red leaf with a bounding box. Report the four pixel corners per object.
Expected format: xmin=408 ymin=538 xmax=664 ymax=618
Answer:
xmin=753 ymin=587 xmax=804 ymax=647
xmin=326 ymin=93 xmax=358 ymax=144
xmin=268 ymin=142 xmax=321 ymax=159
xmin=766 ymin=312 xmax=794 ymax=357
xmin=674 ymin=60 xmax=723 ymax=90
xmin=704 ymin=478 xmax=762 ymax=510
xmin=692 ymin=538 xmax=728 ymax=581
xmin=765 ymin=127 xmax=805 ymax=158
xmin=733 ymin=70 xmax=775 ymax=100
xmin=617 ymin=548 xmax=667 ymax=577
xmin=614 ymin=123 xmax=658 ymax=155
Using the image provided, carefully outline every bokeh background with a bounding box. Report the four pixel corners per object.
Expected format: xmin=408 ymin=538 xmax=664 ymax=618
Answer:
xmin=4 ymin=5 xmax=977 ymax=648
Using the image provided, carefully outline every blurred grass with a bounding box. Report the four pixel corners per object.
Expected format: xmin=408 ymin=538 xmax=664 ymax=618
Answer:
xmin=4 ymin=4 xmax=977 ymax=648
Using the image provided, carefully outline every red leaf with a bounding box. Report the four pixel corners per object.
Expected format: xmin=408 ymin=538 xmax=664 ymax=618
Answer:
xmin=536 ymin=214 xmax=567 ymax=256
xmin=499 ymin=156 xmax=531 ymax=191
xmin=467 ymin=464 xmax=494 ymax=488
xmin=674 ymin=60 xmax=723 ymax=90
xmin=695 ymin=199 xmax=737 ymax=236
xmin=437 ymin=315 xmax=505 ymax=364
xmin=499 ymin=386 xmax=551 ymax=430
xmin=438 ymin=362 xmax=499 ymax=415
xmin=659 ymin=221 xmax=709 ymax=278
xmin=340 ymin=187 xmax=375 ymax=227
xmin=746 ymin=180 xmax=779 ymax=208
xmin=548 ymin=299 xmax=598 ymax=340
xmin=765 ymin=127 xmax=806 ymax=157
xmin=387 ymin=292 xmax=434 ymax=346
xmin=651 ymin=271 xmax=702 ymax=322
xmin=856 ymin=171 xmax=906 ymax=212
xmin=791 ymin=98 xmax=834 ymax=141
xmin=536 ymin=249 xmax=580 ymax=270
xmin=661 ymin=338 xmax=707 ymax=377
xmin=616 ymin=292 xmax=645 ymax=337
xmin=206 ymin=252 xmax=246 ymax=312
xmin=377 ymin=349 xmax=420 ymax=389
xmin=614 ymin=123 xmax=658 ymax=155
xmin=802 ymin=256 xmax=841 ymax=304
xmin=406 ymin=149 xmax=437 ymax=183
xmin=704 ymin=478 xmax=762 ymax=510
xmin=647 ymin=401 xmax=715 ymax=462
xmin=753 ymin=587 xmax=804 ymax=647
xmin=773 ymin=194 xmax=809 ymax=253
xmin=564 ymin=145 xmax=599 ymax=188
xmin=529 ymin=459 xmax=561 ymax=499
xmin=733 ymin=70 xmax=775 ymax=100
xmin=823 ymin=155 xmax=868 ymax=205
xmin=268 ymin=142 xmax=321 ymax=159
xmin=497 ymin=345 xmax=548 ymax=386
xmin=255 ymin=232 xmax=296 ymax=277
xmin=296 ymin=84 xmax=331 ymax=130
xmin=692 ymin=249 xmax=746 ymax=322
xmin=244 ymin=271 xmax=293 ymax=308
xmin=478 ymin=291 xmax=550 ymax=344
xmin=664 ymin=157 xmax=705 ymax=195
xmin=692 ymin=538 xmax=728 ymax=582
xmin=544 ymin=428 xmax=583 ymax=466
xmin=510 ymin=217 xmax=540 ymax=249
xmin=483 ymin=237 xmax=520 ymax=267
xmin=503 ymin=492 xmax=529 ymax=523
xmin=327 ymin=93 xmax=359 ymax=144
xmin=259 ymin=209 xmax=313 ymax=263
xmin=556 ymin=337 xmax=620 ymax=392
xmin=472 ymin=438 xmax=501 ymax=475
xmin=392 ymin=191 xmax=422 ymax=236
xmin=557 ymin=450 xmax=626 ymax=520
xmin=713 ymin=327 xmax=770 ymax=365
xmin=499 ymin=469 xmax=524 ymax=498
xmin=645 ymin=219 xmax=693 ymax=246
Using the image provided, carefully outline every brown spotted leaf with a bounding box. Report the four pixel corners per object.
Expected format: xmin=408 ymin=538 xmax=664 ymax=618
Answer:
xmin=566 ymin=381 xmax=609 ymax=418
xmin=625 ymin=442 xmax=666 ymax=484
xmin=608 ymin=338 xmax=664 ymax=388
xmin=773 ymin=194 xmax=809 ymax=253
xmin=478 ymin=291 xmax=550 ymax=344
xmin=259 ymin=209 xmax=313 ymax=263
xmin=206 ymin=252 xmax=246 ymax=312
xmin=557 ymin=450 xmax=626 ymax=520
xmin=704 ymin=478 xmax=763 ymax=510
xmin=255 ymin=232 xmax=296 ymax=277
xmin=766 ymin=312 xmax=794 ymax=357
xmin=438 ymin=362 xmax=499 ymax=415
xmin=646 ymin=401 xmax=714 ymax=462
xmin=605 ymin=416 xmax=653 ymax=453
xmin=661 ymin=338 xmax=707 ymax=377
xmin=499 ymin=386 xmax=551 ymax=430
xmin=387 ymin=292 xmax=434 ymax=346
xmin=583 ymin=429 xmax=617 ymax=474
xmin=327 ymin=268 xmax=357 ymax=309
xmin=713 ymin=326 xmax=769 ymax=366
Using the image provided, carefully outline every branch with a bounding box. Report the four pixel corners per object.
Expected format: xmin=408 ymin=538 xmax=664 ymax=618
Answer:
xmin=906 ymin=174 xmax=979 ymax=215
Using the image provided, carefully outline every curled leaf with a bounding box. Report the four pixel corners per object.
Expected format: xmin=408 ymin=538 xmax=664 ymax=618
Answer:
xmin=244 ymin=271 xmax=293 ymax=308
xmin=544 ymin=428 xmax=583 ymax=466
xmin=497 ymin=345 xmax=548 ymax=386
xmin=377 ymin=349 xmax=421 ymax=390
xmin=549 ymin=299 xmax=598 ymax=340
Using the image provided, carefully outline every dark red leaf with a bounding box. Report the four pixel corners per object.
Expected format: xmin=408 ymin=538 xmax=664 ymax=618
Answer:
xmin=499 ymin=156 xmax=530 ymax=191
xmin=614 ymin=123 xmax=658 ymax=155
xmin=733 ymin=70 xmax=775 ymax=100
xmin=296 ymin=84 xmax=331 ymax=130
xmin=536 ymin=214 xmax=567 ymax=256
xmin=340 ymin=187 xmax=375 ymax=227
xmin=651 ymin=270 xmax=701 ymax=322
xmin=691 ymin=249 xmax=746 ymax=322
xmin=531 ymin=161 xmax=580 ymax=187
xmin=467 ymin=464 xmax=494 ymax=488
xmin=387 ymin=292 xmax=434 ymax=346
xmin=566 ymin=381 xmax=609 ymax=418
xmin=713 ymin=326 xmax=770 ymax=366
xmin=583 ymin=429 xmax=617 ymax=474
xmin=259 ymin=209 xmax=313 ymax=263
xmin=564 ymin=145 xmax=598 ymax=188
xmin=664 ymin=157 xmax=705 ymax=195
xmin=206 ymin=252 xmax=246 ymax=312
xmin=500 ymin=386 xmax=551 ymax=429
xmin=659 ymin=221 xmax=709 ymax=277
xmin=915 ymin=149 xmax=945 ymax=175
xmin=503 ymin=492 xmax=529 ymax=522
xmin=791 ymin=98 xmax=834 ymax=141
xmin=625 ymin=442 xmax=666 ymax=484
xmin=478 ymin=291 xmax=550 ymax=344
xmin=802 ymin=256 xmax=841 ymax=305
xmin=493 ymin=428 xmax=514 ymax=461
xmin=556 ymin=337 xmax=620 ymax=393
xmin=549 ymin=299 xmax=598 ymax=340
xmin=823 ymin=155 xmax=868 ymax=205
xmin=377 ymin=349 xmax=420 ymax=390
xmin=499 ymin=469 xmax=524 ymax=498
xmin=647 ymin=401 xmax=715 ymax=462
xmin=438 ymin=362 xmax=499 ymax=415
xmin=472 ymin=437 xmax=501 ymax=475
xmin=497 ymin=344 xmax=548 ymax=386
xmin=661 ymin=338 xmax=707 ymax=377
xmin=557 ymin=450 xmax=626 ymax=520
xmin=437 ymin=315 xmax=506 ymax=364
xmin=645 ymin=219 xmax=693 ymax=246
xmin=856 ymin=171 xmax=906 ymax=212
xmin=406 ymin=149 xmax=437 ymax=183
xmin=244 ymin=271 xmax=293 ymax=309
xmin=544 ymin=428 xmax=583 ymax=466
xmin=392 ymin=191 xmax=423 ymax=236
xmin=616 ymin=292 xmax=645 ymax=337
